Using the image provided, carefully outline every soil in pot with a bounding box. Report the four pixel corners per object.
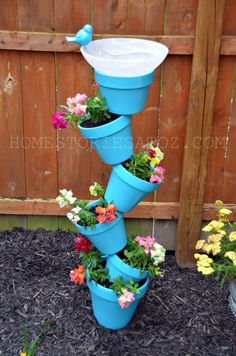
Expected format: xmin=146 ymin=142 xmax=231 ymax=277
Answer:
xmin=80 ymin=113 xmax=119 ymax=128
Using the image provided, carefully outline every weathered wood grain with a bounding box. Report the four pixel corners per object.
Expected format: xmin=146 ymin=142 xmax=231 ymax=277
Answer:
xmin=176 ymin=0 xmax=226 ymax=267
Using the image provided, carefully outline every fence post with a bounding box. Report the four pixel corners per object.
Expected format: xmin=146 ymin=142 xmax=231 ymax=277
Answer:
xmin=176 ymin=0 xmax=226 ymax=267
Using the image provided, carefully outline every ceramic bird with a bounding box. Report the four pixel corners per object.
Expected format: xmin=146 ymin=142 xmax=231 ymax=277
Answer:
xmin=66 ymin=24 xmax=93 ymax=46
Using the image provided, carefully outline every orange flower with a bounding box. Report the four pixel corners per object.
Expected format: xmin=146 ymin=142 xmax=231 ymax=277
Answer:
xmin=107 ymin=204 xmax=117 ymax=213
xmin=70 ymin=265 xmax=85 ymax=284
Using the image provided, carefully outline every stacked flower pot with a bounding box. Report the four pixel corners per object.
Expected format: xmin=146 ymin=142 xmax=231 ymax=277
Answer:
xmin=66 ymin=26 xmax=168 ymax=329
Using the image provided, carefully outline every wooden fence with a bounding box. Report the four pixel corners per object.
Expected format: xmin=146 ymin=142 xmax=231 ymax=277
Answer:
xmin=0 ymin=0 xmax=236 ymax=266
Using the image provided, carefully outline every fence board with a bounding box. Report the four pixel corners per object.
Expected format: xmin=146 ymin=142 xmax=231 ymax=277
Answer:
xmin=17 ymin=0 xmax=54 ymax=32
xmin=158 ymin=55 xmax=191 ymax=202
xmin=223 ymin=0 xmax=236 ymax=35
xmin=223 ymin=65 xmax=236 ymax=202
xmin=157 ymin=0 xmax=196 ymax=202
xmin=204 ymin=57 xmax=236 ymax=203
xmin=55 ymin=54 xmax=92 ymax=199
xmin=54 ymin=0 xmax=90 ymax=33
xmin=0 ymin=0 xmax=18 ymax=30
xmin=165 ymin=0 xmax=197 ymax=35
xmin=176 ymin=0 xmax=225 ymax=267
xmin=0 ymin=51 xmax=26 ymax=197
xmin=127 ymin=0 xmax=166 ymax=35
xmin=92 ymin=0 xmax=127 ymax=34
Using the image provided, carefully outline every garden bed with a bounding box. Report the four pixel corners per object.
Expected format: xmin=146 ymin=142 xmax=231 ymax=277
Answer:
xmin=0 ymin=228 xmax=235 ymax=355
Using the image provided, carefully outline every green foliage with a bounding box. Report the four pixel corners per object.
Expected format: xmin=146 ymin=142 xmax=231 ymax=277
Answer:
xmin=81 ymin=249 xmax=109 ymax=283
xmin=21 ymin=322 xmax=48 ymax=356
xmin=124 ymin=152 xmax=151 ymax=181
xmin=84 ymin=96 xmax=110 ymax=124
xmin=77 ymin=208 xmax=97 ymax=230
xmin=110 ymin=277 xmax=140 ymax=296
xmin=123 ymin=235 xmax=162 ymax=277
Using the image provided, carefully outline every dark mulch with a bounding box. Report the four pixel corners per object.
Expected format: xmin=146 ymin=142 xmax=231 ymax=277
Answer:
xmin=0 ymin=228 xmax=235 ymax=356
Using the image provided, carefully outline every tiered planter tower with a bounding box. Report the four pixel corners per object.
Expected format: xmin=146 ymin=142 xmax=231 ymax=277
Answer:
xmin=66 ymin=25 xmax=168 ymax=329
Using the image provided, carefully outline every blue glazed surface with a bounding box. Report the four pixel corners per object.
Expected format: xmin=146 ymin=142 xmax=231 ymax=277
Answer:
xmin=105 ymin=164 xmax=162 ymax=212
xmin=106 ymin=254 xmax=148 ymax=283
xmin=229 ymin=280 xmax=236 ymax=317
xmin=66 ymin=24 xmax=92 ymax=46
xmin=75 ymin=201 xmax=127 ymax=255
xmin=95 ymin=71 xmax=154 ymax=115
xmin=78 ymin=115 xmax=133 ymax=165
xmin=87 ymin=271 xmax=149 ymax=329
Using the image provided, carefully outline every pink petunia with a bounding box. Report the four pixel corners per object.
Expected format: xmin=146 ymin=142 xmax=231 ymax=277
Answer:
xmin=51 ymin=111 xmax=68 ymax=129
xmin=135 ymin=235 xmax=156 ymax=255
xmin=118 ymin=289 xmax=135 ymax=308
xmin=150 ymin=175 xmax=163 ymax=183
xmin=154 ymin=166 xmax=165 ymax=175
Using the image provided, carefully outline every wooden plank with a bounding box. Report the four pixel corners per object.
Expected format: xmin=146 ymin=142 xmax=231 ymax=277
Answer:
xmin=176 ymin=0 xmax=226 ymax=267
xmin=55 ymin=2 xmax=92 ymax=200
xmin=165 ymin=0 xmax=197 ymax=35
xmin=92 ymin=0 xmax=127 ymax=34
xmin=0 ymin=198 xmax=235 ymax=221
xmin=222 ymin=0 xmax=236 ymax=35
xmin=1 ymin=30 xmax=236 ymax=55
xmin=17 ymin=0 xmax=54 ymax=32
xmin=18 ymin=0 xmax=57 ymax=199
xmin=223 ymin=64 xmax=236 ymax=202
xmin=0 ymin=215 xmax=27 ymax=231
xmin=158 ymin=55 xmax=192 ymax=202
xmin=129 ymin=1 xmax=166 ymax=203
xmin=127 ymin=0 xmax=166 ymax=35
xmin=0 ymin=0 xmax=18 ymax=30
xmin=20 ymin=51 xmax=57 ymax=198
xmin=158 ymin=0 xmax=197 ymax=203
xmin=204 ymin=57 xmax=236 ymax=203
xmin=0 ymin=51 xmax=26 ymax=197
xmin=27 ymin=216 xmax=58 ymax=230
xmin=55 ymin=54 xmax=92 ymax=199
xmin=54 ymin=0 xmax=90 ymax=33
xmin=0 ymin=31 xmax=197 ymax=54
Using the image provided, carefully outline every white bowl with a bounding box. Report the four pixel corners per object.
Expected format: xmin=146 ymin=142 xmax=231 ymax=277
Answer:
xmin=81 ymin=38 xmax=168 ymax=77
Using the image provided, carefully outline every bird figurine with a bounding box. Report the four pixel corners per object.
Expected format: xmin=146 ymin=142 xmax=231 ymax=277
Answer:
xmin=66 ymin=24 xmax=93 ymax=46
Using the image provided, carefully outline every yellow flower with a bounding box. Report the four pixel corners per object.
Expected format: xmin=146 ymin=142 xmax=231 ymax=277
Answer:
xmin=229 ymin=231 xmax=236 ymax=241
xmin=215 ymin=200 xmax=223 ymax=206
xmin=211 ymin=242 xmax=221 ymax=256
xmin=195 ymin=240 xmax=205 ymax=250
xmin=225 ymin=251 xmax=236 ymax=266
xmin=194 ymin=253 xmax=201 ymax=260
xmin=202 ymin=243 xmax=213 ymax=254
xmin=89 ymin=183 xmax=98 ymax=196
xmin=196 ymin=254 xmax=213 ymax=267
xmin=219 ymin=208 xmax=232 ymax=221
xmin=219 ymin=208 xmax=232 ymax=216
xmin=20 ymin=352 xmax=26 ymax=356
xmin=202 ymin=220 xmax=224 ymax=233
xmin=150 ymin=157 xmax=159 ymax=166
xmin=198 ymin=266 xmax=214 ymax=275
xmin=208 ymin=234 xmax=222 ymax=243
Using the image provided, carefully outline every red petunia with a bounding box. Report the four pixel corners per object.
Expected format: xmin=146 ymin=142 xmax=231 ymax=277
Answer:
xmin=74 ymin=234 xmax=92 ymax=253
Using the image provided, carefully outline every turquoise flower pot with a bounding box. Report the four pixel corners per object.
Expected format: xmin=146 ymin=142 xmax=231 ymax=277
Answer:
xmin=94 ymin=71 xmax=154 ymax=115
xmin=229 ymin=280 xmax=236 ymax=317
xmin=78 ymin=115 xmax=133 ymax=165
xmin=105 ymin=164 xmax=162 ymax=212
xmin=87 ymin=271 xmax=149 ymax=330
xmin=75 ymin=201 xmax=127 ymax=255
xmin=106 ymin=254 xmax=148 ymax=283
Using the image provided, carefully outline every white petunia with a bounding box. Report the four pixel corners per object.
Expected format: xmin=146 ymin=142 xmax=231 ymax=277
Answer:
xmin=71 ymin=206 xmax=82 ymax=214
